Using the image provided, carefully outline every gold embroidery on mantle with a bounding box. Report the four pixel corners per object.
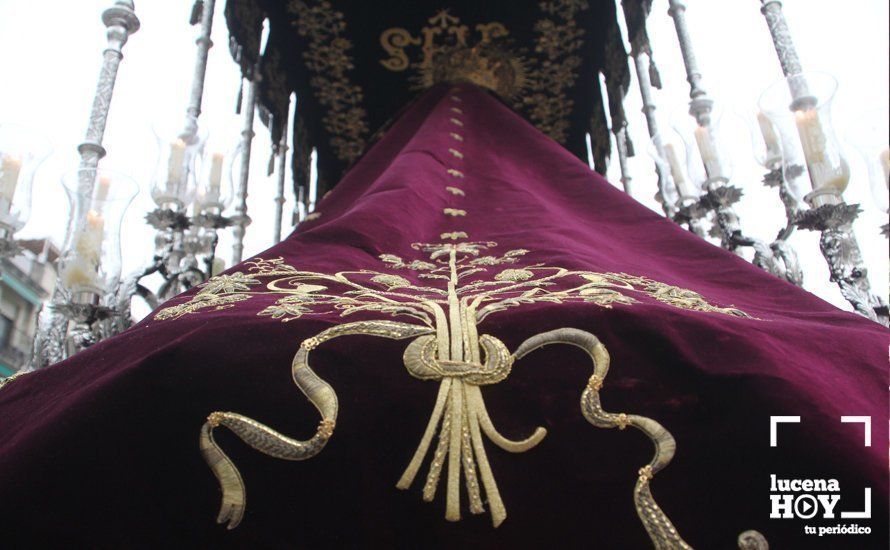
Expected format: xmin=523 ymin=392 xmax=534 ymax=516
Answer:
xmin=513 ymin=329 xmax=693 ymax=549
xmin=158 ymin=242 xmax=750 ymax=537
xmin=288 ymin=0 xmax=369 ymax=164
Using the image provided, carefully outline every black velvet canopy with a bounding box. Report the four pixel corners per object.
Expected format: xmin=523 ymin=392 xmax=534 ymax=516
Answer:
xmin=224 ymin=0 xmax=644 ymax=197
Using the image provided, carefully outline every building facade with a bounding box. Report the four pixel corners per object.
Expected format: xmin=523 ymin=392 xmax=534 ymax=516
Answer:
xmin=0 ymin=239 xmax=57 ymax=378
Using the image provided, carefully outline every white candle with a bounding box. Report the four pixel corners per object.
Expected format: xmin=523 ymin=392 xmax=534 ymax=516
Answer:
xmin=0 ymin=154 xmax=22 ymax=205
xmin=694 ymin=125 xmax=723 ymax=180
xmin=61 ymin=209 xmax=105 ymax=290
xmin=795 ymin=109 xmax=849 ymax=192
xmin=879 ymin=148 xmax=890 ymax=190
xmin=209 ymin=152 xmax=224 ymax=192
xmin=93 ymin=176 xmax=111 ymax=205
xmin=757 ymin=111 xmax=781 ymax=163
xmin=664 ymin=143 xmax=695 ymax=198
xmin=167 ymin=139 xmax=187 ymax=191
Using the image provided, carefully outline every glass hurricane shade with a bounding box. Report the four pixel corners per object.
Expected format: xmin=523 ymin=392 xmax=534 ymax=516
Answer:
xmin=648 ymin=134 xmax=698 ymax=206
xmin=759 ymin=72 xmax=850 ymax=207
xmin=57 ymin=168 xmax=138 ymax=296
xmin=747 ymin=109 xmax=783 ymax=170
xmin=150 ymin=120 xmax=207 ymax=210
xmin=194 ymin=140 xmax=240 ymax=215
xmin=847 ymin=109 xmax=889 ymax=214
xmin=0 ymin=123 xmax=51 ymax=233
xmin=669 ymin=104 xmax=735 ymax=190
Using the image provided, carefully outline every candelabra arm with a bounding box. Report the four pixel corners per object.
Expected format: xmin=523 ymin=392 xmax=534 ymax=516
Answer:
xmin=701 ymin=183 xmax=803 ymax=286
xmin=114 ymin=253 xmax=166 ymax=333
xmin=795 ymin=204 xmax=889 ymax=325
xmin=770 ymin=239 xmax=804 ymax=287
xmin=26 ymin=304 xmax=69 ymax=371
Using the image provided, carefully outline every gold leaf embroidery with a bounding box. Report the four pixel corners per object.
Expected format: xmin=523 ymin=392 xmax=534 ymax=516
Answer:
xmin=445 ymin=186 xmax=465 ymax=196
xmin=440 ymin=231 xmax=468 ymax=240
xmin=446 ymin=169 xmax=464 ymax=178
xmin=450 ymin=132 xmax=464 ymax=142
xmin=448 ymin=148 xmax=464 ymax=159
xmin=443 ymin=208 xmax=467 ymax=217
xmin=161 ymin=242 xmax=752 ymax=537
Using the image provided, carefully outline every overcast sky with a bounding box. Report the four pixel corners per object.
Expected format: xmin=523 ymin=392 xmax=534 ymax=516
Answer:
xmin=0 ymin=0 xmax=886 ymax=313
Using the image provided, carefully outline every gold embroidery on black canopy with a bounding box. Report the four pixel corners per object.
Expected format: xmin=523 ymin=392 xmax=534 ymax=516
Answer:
xmin=288 ymin=0 xmax=369 ymax=164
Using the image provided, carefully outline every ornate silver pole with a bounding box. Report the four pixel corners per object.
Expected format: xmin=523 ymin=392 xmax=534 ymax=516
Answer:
xmin=273 ymin=97 xmax=291 ymax=244
xmin=231 ymin=76 xmax=256 ymax=263
xmin=114 ymin=0 xmax=226 ymax=334
xmin=759 ymin=1 xmax=808 ymax=98
xmin=294 ymin=185 xmax=307 ymax=224
xmin=667 ymin=0 xmax=743 ymax=247
xmin=30 ymin=0 xmax=140 ymax=370
xmin=77 ymin=1 xmax=140 ymax=175
xmin=183 ymin=0 xmax=215 ymax=137
xmin=613 ymin=123 xmax=632 ymax=195
xmin=758 ymin=0 xmax=887 ymax=323
xmin=630 ymin=44 xmax=674 ymax=218
xmin=667 ymin=0 xmax=802 ymax=285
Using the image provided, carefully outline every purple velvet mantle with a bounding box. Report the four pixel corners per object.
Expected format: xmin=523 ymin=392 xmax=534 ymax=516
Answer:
xmin=0 ymin=84 xmax=886 ymax=548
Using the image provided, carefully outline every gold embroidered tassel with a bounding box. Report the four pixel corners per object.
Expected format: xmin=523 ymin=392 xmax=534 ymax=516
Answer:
xmin=199 ymin=419 xmax=246 ymax=529
xmin=422 ymin=392 xmax=452 ymax=501
xmin=445 ymin=380 xmax=464 ymax=521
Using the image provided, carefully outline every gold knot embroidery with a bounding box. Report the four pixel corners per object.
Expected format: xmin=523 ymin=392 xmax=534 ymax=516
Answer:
xmin=587 ymin=374 xmax=603 ymax=391
xmin=165 ymin=241 xmax=749 ymax=542
xmin=450 ymin=118 xmax=464 ymax=127
xmin=305 ymin=212 xmax=322 ymax=221
xmin=440 ymin=231 xmax=468 ymax=240
xmin=318 ymin=419 xmax=336 ymax=438
xmin=446 ymin=169 xmax=464 ymax=178
xmin=450 ymin=107 xmax=463 ymax=114
xmin=450 ymin=132 xmax=463 ymax=141
xmin=450 ymin=95 xmax=462 ymax=102
xmin=616 ymin=413 xmax=629 ymax=430
xmin=443 ymin=208 xmax=466 ymax=217
xmin=207 ymin=412 xmax=225 ymax=428
xmin=448 ymin=148 xmax=463 ymax=159
xmin=302 ymin=337 xmax=321 ymax=351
